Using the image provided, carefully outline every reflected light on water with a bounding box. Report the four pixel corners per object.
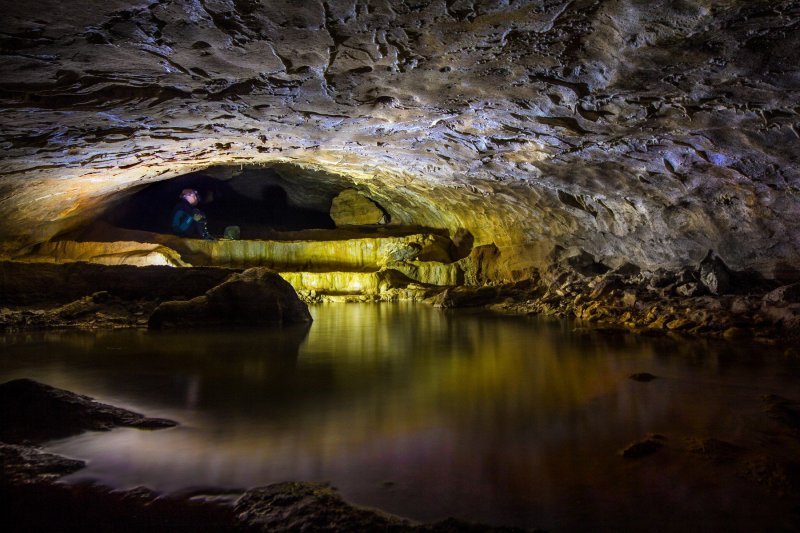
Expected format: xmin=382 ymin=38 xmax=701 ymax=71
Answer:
xmin=1 ymin=303 xmax=798 ymax=529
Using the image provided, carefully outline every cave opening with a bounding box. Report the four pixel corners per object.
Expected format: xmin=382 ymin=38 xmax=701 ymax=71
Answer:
xmin=110 ymin=165 xmax=340 ymax=239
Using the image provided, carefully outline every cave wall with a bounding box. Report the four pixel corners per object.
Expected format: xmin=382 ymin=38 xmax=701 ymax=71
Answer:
xmin=1 ymin=0 xmax=799 ymax=278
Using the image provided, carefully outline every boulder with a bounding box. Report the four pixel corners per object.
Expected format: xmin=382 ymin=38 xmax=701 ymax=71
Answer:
xmin=330 ymin=189 xmax=387 ymax=226
xmin=149 ymin=267 xmax=312 ymax=329
xmin=589 ymin=274 xmax=625 ymax=299
xmin=676 ymin=282 xmax=705 ymax=297
xmin=0 ymin=379 xmax=176 ymax=444
xmin=547 ymin=246 xmax=610 ymax=278
xmin=612 ymin=262 xmax=641 ymax=277
xmin=699 ymin=250 xmax=732 ymax=295
xmin=763 ymin=283 xmax=800 ymax=305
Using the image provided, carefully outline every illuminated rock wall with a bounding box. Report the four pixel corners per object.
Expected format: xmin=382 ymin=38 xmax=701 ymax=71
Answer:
xmin=1 ymin=1 xmax=799 ymax=280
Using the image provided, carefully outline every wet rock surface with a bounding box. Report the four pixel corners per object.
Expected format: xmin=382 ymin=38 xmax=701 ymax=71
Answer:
xmin=620 ymin=434 xmax=667 ymax=459
xmin=0 ymin=443 xmax=86 ymax=484
xmin=235 ymin=482 xmax=528 ymax=532
xmin=3 ymin=244 xmax=798 ymax=343
xmin=473 ymin=248 xmax=800 ymax=344
xmin=0 ymin=260 xmax=241 ymax=331
xmin=148 ymin=267 xmax=312 ymax=328
xmin=0 ymin=378 xmax=176 ymax=444
xmin=1 ymin=291 xmax=160 ymax=330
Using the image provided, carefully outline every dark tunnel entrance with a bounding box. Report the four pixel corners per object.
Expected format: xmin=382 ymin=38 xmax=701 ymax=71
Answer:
xmin=111 ymin=166 xmax=338 ymax=238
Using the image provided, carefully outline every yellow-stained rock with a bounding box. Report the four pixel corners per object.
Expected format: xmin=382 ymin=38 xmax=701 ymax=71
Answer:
xmin=14 ymin=241 xmax=188 ymax=268
xmin=280 ymin=271 xmax=382 ymax=295
xmin=178 ymin=234 xmax=453 ymax=270
xmin=387 ymin=260 xmax=463 ymax=286
xmin=330 ymin=189 xmax=387 ymax=226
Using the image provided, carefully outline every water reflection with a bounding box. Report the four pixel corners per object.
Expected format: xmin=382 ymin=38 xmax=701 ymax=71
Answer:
xmin=1 ymin=303 xmax=798 ymax=529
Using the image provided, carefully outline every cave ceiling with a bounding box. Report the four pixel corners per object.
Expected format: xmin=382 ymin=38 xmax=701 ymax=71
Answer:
xmin=0 ymin=0 xmax=799 ymax=275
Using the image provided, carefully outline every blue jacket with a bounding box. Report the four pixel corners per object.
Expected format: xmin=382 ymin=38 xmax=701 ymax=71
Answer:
xmin=171 ymin=199 xmax=204 ymax=235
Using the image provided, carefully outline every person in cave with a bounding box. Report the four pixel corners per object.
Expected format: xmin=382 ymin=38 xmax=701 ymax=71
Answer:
xmin=171 ymin=188 xmax=214 ymax=240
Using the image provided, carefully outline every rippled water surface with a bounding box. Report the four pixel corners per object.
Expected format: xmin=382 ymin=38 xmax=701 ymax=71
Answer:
xmin=2 ymin=303 xmax=798 ymax=530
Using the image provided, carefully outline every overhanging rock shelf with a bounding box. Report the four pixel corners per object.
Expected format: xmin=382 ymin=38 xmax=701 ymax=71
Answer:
xmin=12 ymin=225 xmax=479 ymax=302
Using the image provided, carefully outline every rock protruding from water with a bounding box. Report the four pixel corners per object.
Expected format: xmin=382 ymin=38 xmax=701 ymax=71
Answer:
xmin=330 ymin=189 xmax=387 ymax=226
xmin=235 ymin=481 xmax=527 ymax=532
xmin=149 ymin=267 xmax=312 ymax=329
xmin=620 ymin=434 xmax=667 ymax=459
xmin=0 ymin=444 xmax=86 ymax=484
xmin=0 ymin=379 xmax=176 ymax=444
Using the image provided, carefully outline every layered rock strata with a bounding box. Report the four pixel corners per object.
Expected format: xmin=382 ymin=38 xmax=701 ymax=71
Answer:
xmin=0 ymin=0 xmax=798 ymax=282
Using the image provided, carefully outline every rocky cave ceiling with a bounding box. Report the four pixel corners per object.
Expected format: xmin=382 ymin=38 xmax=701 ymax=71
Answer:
xmin=0 ymin=0 xmax=799 ymax=277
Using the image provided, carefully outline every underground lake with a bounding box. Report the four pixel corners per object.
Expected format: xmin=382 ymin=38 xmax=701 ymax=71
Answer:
xmin=2 ymin=302 xmax=798 ymax=531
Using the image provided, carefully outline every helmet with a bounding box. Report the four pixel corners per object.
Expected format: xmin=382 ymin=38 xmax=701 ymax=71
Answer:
xmin=180 ymin=188 xmax=198 ymax=199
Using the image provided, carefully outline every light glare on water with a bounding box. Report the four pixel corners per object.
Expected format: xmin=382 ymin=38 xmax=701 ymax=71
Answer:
xmin=2 ymin=303 xmax=798 ymax=530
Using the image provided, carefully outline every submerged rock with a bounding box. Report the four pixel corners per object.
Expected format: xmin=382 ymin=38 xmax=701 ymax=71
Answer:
xmin=0 ymin=379 xmax=176 ymax=444
xmin=620 ymin=434 xmax=667 ymax=459
xmin=149 ymin=267 xmax=312 ymax=329
xmin=762 ymin=394 xmax=800 ymax=432
xmin=686 ymin=438 xmax=743 ymax=465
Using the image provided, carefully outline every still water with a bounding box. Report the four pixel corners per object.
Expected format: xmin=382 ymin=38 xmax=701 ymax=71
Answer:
xmin=2 ymin=303 xmax=798 ymax=530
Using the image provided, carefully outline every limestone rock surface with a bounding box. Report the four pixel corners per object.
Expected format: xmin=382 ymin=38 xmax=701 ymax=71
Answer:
xmin=0 ymin=378 xmax=176 ymax=444
xmin=149 ymin=267 xmax=312 ymax=328
xmin=0 ymin=0 xmax=798 ymax=280
xmin=0 ymin=260 xmax=235 ymax=305
xmin=330 ymin=189 xmax=387 ymax=226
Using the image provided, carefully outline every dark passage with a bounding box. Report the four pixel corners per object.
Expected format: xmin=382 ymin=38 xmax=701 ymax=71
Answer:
xmin=111 ymin=167 xmax=336 ymax=237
